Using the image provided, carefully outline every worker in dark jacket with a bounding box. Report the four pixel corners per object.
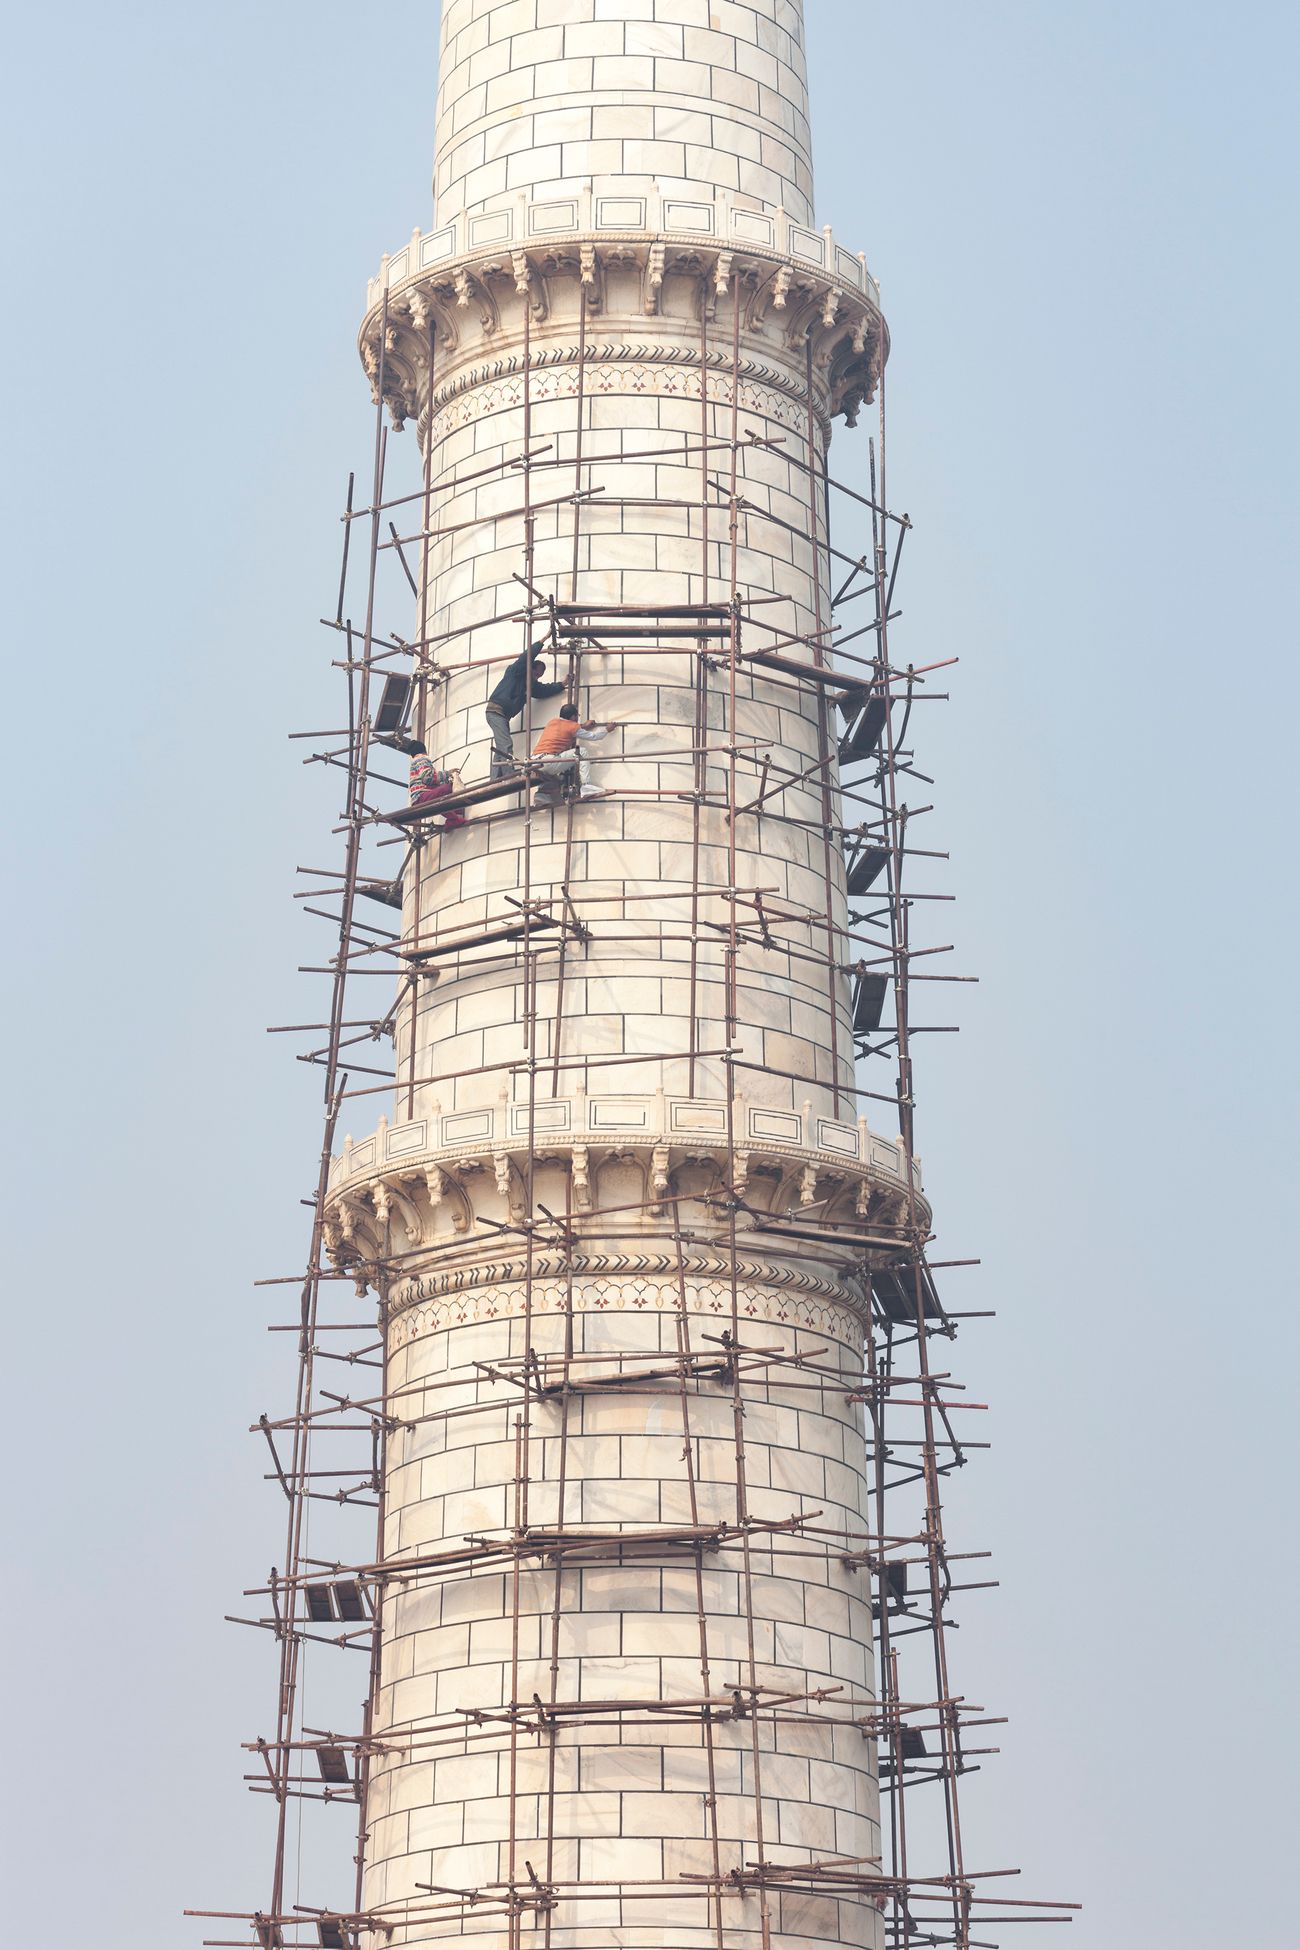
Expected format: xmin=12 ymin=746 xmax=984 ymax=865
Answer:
xmin=485 ymin=641 xmax=565 ymax=778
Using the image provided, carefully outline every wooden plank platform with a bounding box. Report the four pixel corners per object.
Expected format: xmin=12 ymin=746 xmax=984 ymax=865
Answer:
xmin=845 ymin=845 xmax=889 ymax=898
xmin=743 ymin=648 xmax=867 ymax=704
xmin=870 ymin=1265 xmax=943 ymax=1324
xmin=404 ymin=914 xmax=560 ymax=963
xmin=852 ymin=969 xmax=888 ymax=1034
xmin=840 ymin=694 xmax=888 ymax=755
xmin=555 ymin=624 xmax=733 ymax=639
xmin=384 ymin=774 xmax=527 ymax=827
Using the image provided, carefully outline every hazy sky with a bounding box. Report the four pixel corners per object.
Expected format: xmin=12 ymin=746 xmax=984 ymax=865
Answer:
xmin=2 ymin=3 xmax=1297 ymax=1944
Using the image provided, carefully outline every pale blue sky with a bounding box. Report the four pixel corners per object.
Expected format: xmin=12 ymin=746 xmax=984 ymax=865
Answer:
xmin=2 ymin=3 xmax=1297 ymax=1944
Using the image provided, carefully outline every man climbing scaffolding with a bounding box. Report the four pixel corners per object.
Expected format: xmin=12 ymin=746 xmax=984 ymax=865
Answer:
xmin=531 ymin=704 xmax=617 ymax=802
xmin=484 ymin=640 xmax=565 ymax=779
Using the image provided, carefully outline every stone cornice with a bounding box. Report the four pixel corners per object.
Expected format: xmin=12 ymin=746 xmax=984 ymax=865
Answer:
xmin=329 ymin=1092 xmax=923 ymax=1204
xmin=322 ymin=1093 xmax=929 ymax=1298
xmin=359 ymin=206 xmax=887 ymax=439
xmin=367 ymin=190 xmax=881 ymax=313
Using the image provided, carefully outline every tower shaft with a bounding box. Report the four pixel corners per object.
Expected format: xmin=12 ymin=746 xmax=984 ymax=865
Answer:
xmin=330 ymin=9 xmax=903 ymax=1945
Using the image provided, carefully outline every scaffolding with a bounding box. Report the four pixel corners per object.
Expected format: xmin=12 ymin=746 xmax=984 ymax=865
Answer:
xmin=190 ymin=286 xmax=1075 ymax=1950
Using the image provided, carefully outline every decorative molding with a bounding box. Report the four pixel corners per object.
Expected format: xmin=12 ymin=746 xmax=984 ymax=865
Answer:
xmin=362 ymin=234 xmax=885 ymax=436
xmin=421 ymin=342 xmax=829 ymax=447
xmin=642 ymin=241 xmax=666 ymax=317
xmin=323 ymin=1101 xmax=926 ymax=1315
xmin=331 ymin=1099 xmax=922 ymax=1198
xmin=387 ymin=1263 xmax=870 ymax=1347
xmin=367 ymin=191 xmax=881 ymax=310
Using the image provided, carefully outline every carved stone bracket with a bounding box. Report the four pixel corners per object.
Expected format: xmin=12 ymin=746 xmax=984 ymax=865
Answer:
xmin=579 ymin=241 xmax=603 ymax=313
xmin=642 ymin=241 xmax=666 ymax=316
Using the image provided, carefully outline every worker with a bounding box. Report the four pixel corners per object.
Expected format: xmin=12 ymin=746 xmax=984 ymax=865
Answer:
xmin=409 ymin=745 xmax=466 ymax=828
xmin=531 ymin=704 xmax=617 ymax=801
xmin=484 ymin=640 xmax=566 ymax=779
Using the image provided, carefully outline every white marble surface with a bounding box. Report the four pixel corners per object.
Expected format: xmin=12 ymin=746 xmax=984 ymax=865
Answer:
xmin=433 ymin=0 xmax=816 ymax=226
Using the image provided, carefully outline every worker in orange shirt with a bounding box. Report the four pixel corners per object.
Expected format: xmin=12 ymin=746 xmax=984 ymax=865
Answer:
xmin=531 ymin=703 xmax=617 ymax=801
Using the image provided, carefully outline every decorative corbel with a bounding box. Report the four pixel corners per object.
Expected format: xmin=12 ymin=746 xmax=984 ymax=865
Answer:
xmin=413 ymin=282 xmax=459 ymax=354
xmin=579 ymin=241 xmax=603 ymax=313
xmin=835 ymin=375 xmax=868 ymax=427
xmin=649 ymin=1143 xmax=671 ymax=1216
xmin=493 ymin=1151 xmax=511 ymax=1202
xmin=642 ymin=241 xmax=666 ymax=316
xmin=335 ymin=1195 xmax=369 ymax=1250
xmin=511 ymin=249 xmax=548 ymax=322
xmin=408 ymin=1162 xmax=459 ymax=1238
xmin=829 ymin=322 xmax=880 ymax=425
xmin=784 ymin=299 xmax=821 ymax=352
xmin=703 ymin=249 xmax=733 ymax=323
xmin=771 ymin=262 xmax=794 ymax=311
xmin=571 ymin=1142 xmax=593 ymax=1213
xmin=732 ymin=1149 xmax=751 ymax=1200
xmin=743 ymin=260 xmax=780 ymax=334
xmin=799 ymin=1163 xmax=820 ymax=1208
xmin=452 ymin=268 xmax=500 ymax=337
xmin=493 ymin=1151 xmax=525 ymax=1224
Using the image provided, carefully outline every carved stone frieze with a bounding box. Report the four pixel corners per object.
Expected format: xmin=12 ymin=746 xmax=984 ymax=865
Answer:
xmin=388 ymin=1260 xmax=870 ymax=1349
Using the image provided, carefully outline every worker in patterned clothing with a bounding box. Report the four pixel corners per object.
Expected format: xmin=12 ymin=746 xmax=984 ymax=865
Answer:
xmin=408 ymin=744 xmax=466 ymax=828
xmin=484 ymin=639 xmax=566 ymax=779
xmin=531 ymin=703 xmax=617 ymax=801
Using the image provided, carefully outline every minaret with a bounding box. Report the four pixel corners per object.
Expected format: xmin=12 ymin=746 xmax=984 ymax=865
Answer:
xmin=331 ymin=6 xmax=906 ymax=1946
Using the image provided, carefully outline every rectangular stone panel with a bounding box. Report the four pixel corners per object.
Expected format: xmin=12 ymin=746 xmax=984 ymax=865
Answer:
xmin=662 ymin=197 xmax=715 ymax=231
xmin=789 ymin=223 xmax=826 ymax=264
xmin=419 ymin=226 xmax=458 ymax=265
xmin=589 ymin=1099 xmax=650 ymax=1129
xmin=595 ymin=195 xmax=647 ymax=228
xmin=817 ymin=1117 xmax=861 ymax=1157
xmin=528 ymin=197 xmax=579 ymax=232
xmin=837 ymin=244 xmax=866 ymax=287
xmin=669 ymin=1100 xmax=727 ymax=1133
xmin=467 ymin=209 xmax=513 ymax=246
xmin=441 ymin=1108 xmax=495 ymax=1145
xmin=510 ymin=1100 xmax=570 ymax=1134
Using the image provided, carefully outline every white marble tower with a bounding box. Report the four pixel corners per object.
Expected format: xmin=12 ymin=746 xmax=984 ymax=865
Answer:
xmin=328 ymin=6 xmax=919 ymax=1947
